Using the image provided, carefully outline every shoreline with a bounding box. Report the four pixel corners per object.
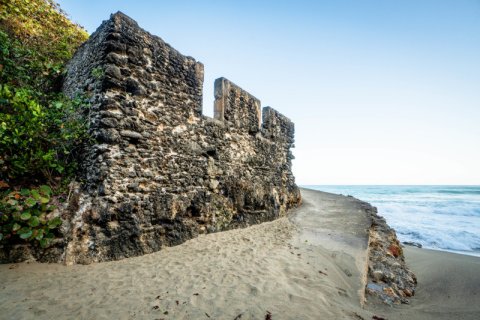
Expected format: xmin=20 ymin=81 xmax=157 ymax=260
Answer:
xmin=369 ymin=245 xmax=480 ymax=320
xmin=304 ymin=185 xmax=480 ymax=259
xmin=304 ymin=187 xmax=479 ymax=260
xmin=405 ymin=246 xmax=480 ymax=259
xmin=1 ymin=189 xmax=479 ymax=319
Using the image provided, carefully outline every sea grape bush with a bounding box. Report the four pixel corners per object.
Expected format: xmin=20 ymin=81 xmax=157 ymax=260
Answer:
xmin=0 ymin=185 xmax=62 ymax=248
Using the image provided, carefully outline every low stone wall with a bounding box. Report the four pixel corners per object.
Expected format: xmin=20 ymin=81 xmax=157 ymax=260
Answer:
xmin=0 ymin=12 xmax=300 ymax=264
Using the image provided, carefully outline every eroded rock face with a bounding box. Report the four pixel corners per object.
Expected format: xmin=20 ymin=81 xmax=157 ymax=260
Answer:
xmin=366 ymin=208 xmax=417 ymax=304
xmin=41 ymin=12 xmax=299 ymax=264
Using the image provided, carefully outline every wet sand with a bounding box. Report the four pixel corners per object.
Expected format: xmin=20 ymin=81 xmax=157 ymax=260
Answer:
xmin=368 ymin=246 xmax=480 ymax=320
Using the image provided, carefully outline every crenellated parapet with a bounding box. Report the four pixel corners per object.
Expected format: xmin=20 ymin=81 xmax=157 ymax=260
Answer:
xmin=262 ymin=106 xmax=295 ymax=144
xmin=0 ymin=12 xmax=301 ymax=264
xmin=214 ymin=78 xmax=295 ymax=145
xmin=214 ymin=77 xmax=262 ymax=134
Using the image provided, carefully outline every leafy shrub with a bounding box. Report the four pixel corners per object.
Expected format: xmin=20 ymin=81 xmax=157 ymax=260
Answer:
xmin=0 ymin=0 xmax=88 ymax=95
xmin=0 ymin=185 xmax=62 ymax=248
xmin=0 ymin=0 xmax=89 ymax=249
xmin=0 ymin=84 xmax=89 ymax=182
xmin=0 ymin=0 xmax=88 ymax=67
xmin=0 ymin=0 xmax=89 ymax=184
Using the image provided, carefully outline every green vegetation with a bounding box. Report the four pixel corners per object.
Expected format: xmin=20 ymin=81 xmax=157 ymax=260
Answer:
xmin=0 ymin=83 xmax=89 ymax=182
xmin=0 ymin=0 xmax=89 ymax=247
xmin=91 ymin=67 xmax=104 ymax=80
xmin=0 ymin=185 xmax=61 ymax=248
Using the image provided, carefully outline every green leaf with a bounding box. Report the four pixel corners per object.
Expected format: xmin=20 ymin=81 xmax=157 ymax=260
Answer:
xmin=28 ymin=216 xmax=40 ymax=227
xmin=0 ymin=233 xmax=3 ymax=241
xmin=40 ymin=197 xmax=49 ymax=204
xmin=12 ymin=223 xmax=21 ymax=231
xmin=31 ymin=189 xmax=40 ymax=200
xmin=25 ymin=197 xmax=36 ymax=207
xmin=20 ymin=188 xmax=30 ymax=196
xmin=20 ymin=212 xmax=31 ymax=220
xmin=48 ymin=217 xmax=61 ymax=229
xmin=35 ymin=229 xmax=44 ymax=240
xmin=39 ymin=238 xmax=50 ymax=248
xmin=38 ymin=213 xmax=47 ymax=224
xmin=39 ymin=185 xmax=52 ymax=196
xmin=6 ymin=199 xmax=18 ymax=206
xmin=19 ymin=230 xmax=32 ymax=239
xmin=45 ymin=232 xmax=55 ymax=239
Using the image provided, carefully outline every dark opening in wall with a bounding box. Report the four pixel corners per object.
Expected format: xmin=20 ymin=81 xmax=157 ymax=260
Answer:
xmin=186 ymin=205 xmax=201 ymax=217
xmin=202 ymin=147 xmax=218 ymax=159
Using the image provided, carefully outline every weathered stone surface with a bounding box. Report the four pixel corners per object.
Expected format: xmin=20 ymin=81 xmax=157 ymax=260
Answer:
xmin=366 ymin=207 xmax=417 ymax=304
xmin=0 ymin=12 xmax=300 ymax=264
xmin=214 ymin=77 xmax=261 ymax=134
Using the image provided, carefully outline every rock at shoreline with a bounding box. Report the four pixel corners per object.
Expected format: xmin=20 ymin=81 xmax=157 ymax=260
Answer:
xmin=403 ymin=241 xmax=423 ymax=248
xmin=366 ymin=207 xmax=417 ymax=305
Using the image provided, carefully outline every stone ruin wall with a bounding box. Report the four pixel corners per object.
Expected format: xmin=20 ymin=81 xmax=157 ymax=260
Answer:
xmin=55 ymin=12 xmax=300 ymax=264
xmin=0 ymin=13 xmax=417 ymax=305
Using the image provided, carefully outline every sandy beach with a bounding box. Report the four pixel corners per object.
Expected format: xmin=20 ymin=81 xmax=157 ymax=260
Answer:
xmin=1 ymin=188 xmax=479 ymax=319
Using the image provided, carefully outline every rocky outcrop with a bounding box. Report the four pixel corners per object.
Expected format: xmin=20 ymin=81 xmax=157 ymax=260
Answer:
xmin=5 ymin=12 xmax=300 ymax=264
xmin=366 ymin=208 xmax=417 ymax=304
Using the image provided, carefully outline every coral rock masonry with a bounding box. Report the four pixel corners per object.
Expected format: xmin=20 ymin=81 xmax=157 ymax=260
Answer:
xmin=59 ymin=12 xmax=300 ymax=264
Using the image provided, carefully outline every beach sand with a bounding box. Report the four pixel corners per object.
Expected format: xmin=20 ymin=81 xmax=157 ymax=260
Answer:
xmin=1 ymin=188 xmax=479 ymax=319
xmin=368 ymin=246 xmax=480 ymax=320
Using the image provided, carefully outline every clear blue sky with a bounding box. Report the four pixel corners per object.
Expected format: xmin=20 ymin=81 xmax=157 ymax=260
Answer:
xmin=57 ymin=0 xmax=480 ymax=185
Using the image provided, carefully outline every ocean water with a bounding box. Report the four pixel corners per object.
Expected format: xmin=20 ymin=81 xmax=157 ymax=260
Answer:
xmin=304 ymin=185 xmax=480 ymax=257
